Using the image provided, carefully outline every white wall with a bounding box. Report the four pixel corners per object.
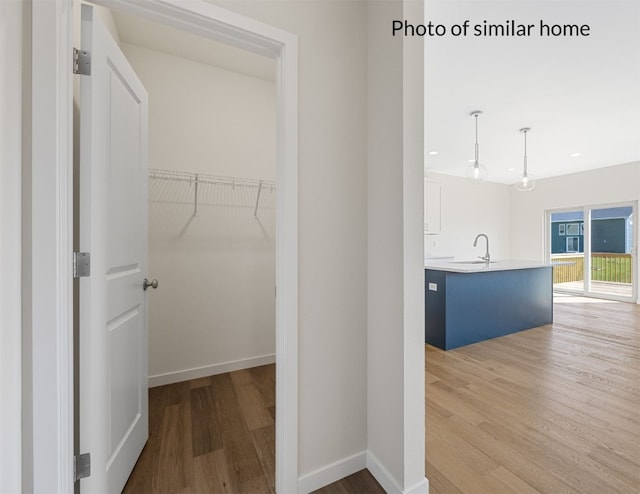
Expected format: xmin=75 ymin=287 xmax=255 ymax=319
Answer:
xmin=120 ymin=43 xmax=278 ymax=384
xmin=367 ymin=0 xmax=404 ymax=481
xmin=208 ymin=0 xmax=369 ymax=486
xmin=0 ymin=1 xmax=23 ymax=491
xmin=425 ymin=172 xmax=511 ymax=260
xmin=509 ymin=161 xmax=640 ymax=302
xmin=368 ymin=1 xmax=427 ymax=492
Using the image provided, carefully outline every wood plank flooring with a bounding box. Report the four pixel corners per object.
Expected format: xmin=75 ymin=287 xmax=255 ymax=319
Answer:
xmin=123 ymin=365 xmax=383 ymax=494
xmin=312 ymin=470 xmax=385 ymax=494
xmin=426 ymin=295 xmax=640 ymax=494
xmin=123 ymin=365 xmax=276 ymax=494
xmin=125 ymin=295 xmax=638 ymax=493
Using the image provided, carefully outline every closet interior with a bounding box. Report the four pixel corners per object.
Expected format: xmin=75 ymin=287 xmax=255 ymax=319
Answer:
xmin=114 ymin=12 xmax=277 ymax=394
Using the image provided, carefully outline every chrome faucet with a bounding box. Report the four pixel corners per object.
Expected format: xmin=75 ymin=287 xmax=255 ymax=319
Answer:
xmin=473 ymin=233 xmax=490 ymax=263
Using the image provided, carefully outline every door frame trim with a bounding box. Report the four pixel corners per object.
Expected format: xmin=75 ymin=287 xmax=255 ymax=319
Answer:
xmin=29 ymin=1 xmax=74 ymax=491
xmin=32 ymin=1 xmax=298 ymax=491
xmin=1 ymin=1 xmax=25 ymax=491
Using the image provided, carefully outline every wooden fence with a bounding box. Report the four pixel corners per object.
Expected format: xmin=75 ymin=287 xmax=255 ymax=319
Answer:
xmin=552 ymin=253 xmax=632 ymax=284
xmin=552 ymin=255 xmax=584 ymax=284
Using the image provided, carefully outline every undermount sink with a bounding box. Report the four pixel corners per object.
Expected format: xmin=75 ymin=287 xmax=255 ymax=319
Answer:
xmin=449 ymin=260 xmax=498 ymax=264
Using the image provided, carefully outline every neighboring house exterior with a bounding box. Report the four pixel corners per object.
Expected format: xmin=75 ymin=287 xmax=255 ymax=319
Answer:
xmin=551 ymin=207 xmax=633 ymax=255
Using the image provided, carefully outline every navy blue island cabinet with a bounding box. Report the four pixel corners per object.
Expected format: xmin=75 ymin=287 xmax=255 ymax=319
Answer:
xmin=425 ymin=263 xmax=553 ymax=350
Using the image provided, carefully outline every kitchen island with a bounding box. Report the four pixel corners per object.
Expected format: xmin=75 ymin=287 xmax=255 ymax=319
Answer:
xmin=425 ymin=260 xmax=553 ymax=350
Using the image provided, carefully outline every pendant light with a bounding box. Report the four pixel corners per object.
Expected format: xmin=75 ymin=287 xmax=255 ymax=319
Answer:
xmin=515 ymin=127 xmax=536 ymax=191
xmin=465 ymin=111 xmax=488 ymax=183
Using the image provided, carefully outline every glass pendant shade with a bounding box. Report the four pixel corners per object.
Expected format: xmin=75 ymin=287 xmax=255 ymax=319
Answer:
xmin=515 ymin=171 xmax=536 ymax=191
xmin=515 ymin=127 xmax=536 ymax=191
xmin=466 ymin=111 xmax=488 ymax=183
xmin=465 ymin=161 xmax=488 ymax=183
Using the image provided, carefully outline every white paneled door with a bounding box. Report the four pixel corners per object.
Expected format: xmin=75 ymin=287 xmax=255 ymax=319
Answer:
xmin=78 ymin=4 xmax=149 ymax=492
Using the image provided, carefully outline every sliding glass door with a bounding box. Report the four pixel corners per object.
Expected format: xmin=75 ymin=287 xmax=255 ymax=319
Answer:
xmin=548 ymin=202 xmax=637 ymax=302
xmin=589 ymin=206 xmax=635 ymax=299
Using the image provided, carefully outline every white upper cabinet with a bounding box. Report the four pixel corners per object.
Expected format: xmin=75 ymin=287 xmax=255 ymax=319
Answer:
xmin=424 ymin=179 xmax=442 ymax=235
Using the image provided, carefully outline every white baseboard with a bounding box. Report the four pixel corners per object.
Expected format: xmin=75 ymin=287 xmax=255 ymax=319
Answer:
xmin=148 ymin=353 xmax=276 ymax=388
xmin=367 ymin=451 xmax=429 ymax=494
xmin=296 ymin=449 xmax=429 ymax=494
xmin=297 ymin=451 xmax=367 ymax=494
xmin=404 ymin=477 xmax=429 ymax=494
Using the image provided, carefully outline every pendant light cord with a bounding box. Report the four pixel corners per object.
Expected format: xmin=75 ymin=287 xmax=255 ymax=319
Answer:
xmin=523 ymin=130 xmax=528 ymax=176
xmin=516 ymin=127 xmax=534 ymax=191
xmin=475 ymin=114 xmax=479 ymax=164
xmin=466 ymin=111 xmax=487 ymax=183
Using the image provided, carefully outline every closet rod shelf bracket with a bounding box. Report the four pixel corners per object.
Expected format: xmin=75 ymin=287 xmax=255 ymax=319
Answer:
xmin=254 ymin=180 xmax=263 ymax=218
xmin=193 ymin=173 xmax=199 ymax=217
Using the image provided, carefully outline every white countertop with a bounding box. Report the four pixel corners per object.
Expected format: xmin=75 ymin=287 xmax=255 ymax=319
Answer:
xmin=424 ymin=259 xmax=551 ymax=273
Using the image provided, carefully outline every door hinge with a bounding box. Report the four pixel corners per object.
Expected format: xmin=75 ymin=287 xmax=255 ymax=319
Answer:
xmin=74 ymin=453 xmax=91 ymax=481
xmin=73 ymin=47 xmax=91 ymax=75
xmin=73 ymin=252 xmax=91 ymax=278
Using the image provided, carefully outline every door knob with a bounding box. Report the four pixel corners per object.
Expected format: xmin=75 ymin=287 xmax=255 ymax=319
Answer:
xmin=143 ymin=278 xmax=159 ymax=290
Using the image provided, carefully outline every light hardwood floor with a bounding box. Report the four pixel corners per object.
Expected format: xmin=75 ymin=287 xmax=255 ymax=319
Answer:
xmin=426 ymin=294 xmax=640 ymax=494
xmin=124 ymin=295 xmax=639 ymax=493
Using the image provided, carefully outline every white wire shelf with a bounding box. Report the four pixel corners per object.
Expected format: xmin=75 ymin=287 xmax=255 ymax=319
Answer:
xmin=148 ymin=168 xmax=275 ymax=217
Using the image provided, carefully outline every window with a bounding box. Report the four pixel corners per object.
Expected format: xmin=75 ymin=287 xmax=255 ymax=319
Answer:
xmin=566 ymin=237 xmax=580 ymax=253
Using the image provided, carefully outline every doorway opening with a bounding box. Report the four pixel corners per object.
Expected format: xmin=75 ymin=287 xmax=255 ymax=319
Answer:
xmin=72 ymin=1 xmax=298 ymax=492
xmin=120 ymin=13 xmax=276 ymax=490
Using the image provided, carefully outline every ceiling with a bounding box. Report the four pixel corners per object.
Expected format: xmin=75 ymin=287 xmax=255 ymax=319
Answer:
xmin=425 ymin=0 xmax=640 ymax=184
xmin=112 ymin=1 xmax=640 ymax=185
xmin=111 ymin=10 xmax=276 ymax=82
